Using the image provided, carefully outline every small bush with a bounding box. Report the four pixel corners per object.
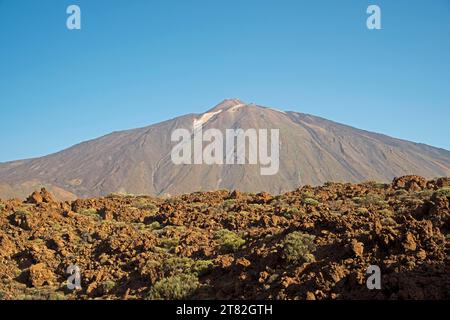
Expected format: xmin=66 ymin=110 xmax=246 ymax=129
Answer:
xmin=192 ymin=260 xmax=214 ymax=276
xmin=78 ymin=208 xmax=98 ymax=216
xmin=14 ymin=205 xmax=33 ymax=215
xmin=283 ymin=207 xmax=304 ymax=219
xmin=282 ymin=207 xmax=298 ymax=219
xmin=223 ymin=199 xmax=237 ymax=209
xmin=382 ymin=217 xmax=397 ymax=226
xmin=356 ymin=207 xmax=369 ymax=215
xmin=283 ymin=232 xmax=316 ymax=263
xmin=301 ymin=191 xmax=315 ymax=199
xmin=133 ymin=198 xmax=157 ymax=210
xmin=214 ymin=229 xmax=245 ymax=252
xmin=100 ymin=280 xmax=116 ymax=294
xmin=394 ymin=189 xmax=409 ymax=196
xmin=0 ymin=203 xmax=5 ymax=211
xmin=434 ymin=188 xmax=450 ymax=198
xmin=148 ymin=221 xmax=161 ymax=230
xmin=147 ymin=274 xmax=199 ymax=300
xmin=160 ymin=237 xmax=180 ymax=250
xmin=163 ymin=257 xmax=193 ymax=275
xmin=106 ymin=193 xmax=124 ymax=199
xmin=379 ymin=208 xmax=393 ymax=216
xmin=353 ymin=194 xmax=385 ymax=206
xmin=352 ymin=197 xmax=363 ymax=204
xmin=417 ymin=189 xmax=433 ymax=198
xmin=163 ymin=257 xmax=213 ymax=277
xmin=302 ymin=198 xmax=319 ymax=206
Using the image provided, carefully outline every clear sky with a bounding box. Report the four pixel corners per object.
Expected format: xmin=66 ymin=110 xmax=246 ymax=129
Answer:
xmin=1 ymin=0 xmax=449 ymax=162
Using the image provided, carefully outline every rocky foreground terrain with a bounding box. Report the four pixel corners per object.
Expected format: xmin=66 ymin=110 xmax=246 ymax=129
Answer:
xmin=0 ymin=175 xmax=448 ymax=300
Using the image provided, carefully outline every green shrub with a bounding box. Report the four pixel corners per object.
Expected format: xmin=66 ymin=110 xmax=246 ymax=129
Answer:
xmin=163 ymin=257 xmax=193 ymax=275
xmin=100 ymin=280 xmax=116 ymax=293
xmin=434 ymin=188 xmax=450 ymax=198
xmin=379 ymin=208 xmax=393 ymax=216
xmin=163 ymin=257 xmax=213 ymax=277
xmin=0 ymin=203 xmax=5 ymax=211
xmin=283 ymin=232 xmax=316 ymax=263
xmin=214 ymin=229 xmax=245 ymax=252
xmin=160 ymin=237 xmax=180 ymax=250
xmin=133 ymin=198 xmax=157 ymax=210
xmin=394 ymin=189 xmax=409 ymax=196
xmin=356 ymin=207 xmax=369 ymax=215
xmin=106 ymin=193 xmax=124 ymax=199
xmin=302 ymin=198 xmax=319 ymax=206
xmin=78 ymin=208 xmax=98 ymax=216
xmin=301 ymin=191 xmax=315 ymax=199
xmin=148 ymin=221 xmax=161 ymax=230
xmin=14 ymin=205 xmax=33 ymax=215
xmin=283 ymin=207 xmax=304 ymax=219
xmin=353 ymin=194 xmax=385 ymax=206
xmin=147 ymin=274 xmax=199 ymax=300
xmin=49 ymin=292 xmax=67 ymax=300
xmin=223 ymin=199 xmax=237 ymax=209
xmin=192 ymin=260 xmax=214 ymax=276
xmin=382 ymin=217 xmax=397 ymax=226
xmin=417 ymin=189 xmax=433 ymax=198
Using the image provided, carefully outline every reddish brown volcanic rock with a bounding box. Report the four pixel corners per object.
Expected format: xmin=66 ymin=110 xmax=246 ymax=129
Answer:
xmin=0 ymin=176 xmax=448 ymax=300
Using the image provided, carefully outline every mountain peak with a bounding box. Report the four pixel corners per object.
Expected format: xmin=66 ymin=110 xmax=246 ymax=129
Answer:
xmin=208 ymin=98 xmax=247 ymax=112
xmin=1 ymin=99 xmax=449 ymax=200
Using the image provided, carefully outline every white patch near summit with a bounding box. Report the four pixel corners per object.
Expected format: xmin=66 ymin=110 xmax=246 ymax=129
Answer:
xmin=227 ymin=103 xmax=246 ymax=112
xmin=193 ymin=110 xmax=223 ymax=130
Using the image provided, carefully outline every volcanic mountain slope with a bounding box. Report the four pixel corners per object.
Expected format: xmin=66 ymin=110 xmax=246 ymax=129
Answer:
xmin=0 ymin=99 xmax=450 ymax=200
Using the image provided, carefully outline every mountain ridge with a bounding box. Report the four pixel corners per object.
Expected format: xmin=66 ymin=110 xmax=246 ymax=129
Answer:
xmin=1 ymin=99 xmax=449 ymax=200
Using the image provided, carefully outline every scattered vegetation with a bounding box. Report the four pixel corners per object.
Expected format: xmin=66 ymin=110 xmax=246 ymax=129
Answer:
xmin=283 ymin=207 xmax=301 ymax=218
xmin=78 ymin=208 xmax=98 ymax=216
xmin=379 ymin=208 xmax=393 ymax=216
xmin=0 ymin=175 xmax=448 ymax=300
xmin=160 ymin=237 xmax=180 ymax=251
xmin=356 ymin=207 xmax=369 ymax=215
xmin=148 ymin=221 xmax=161 ymax=230
xmin=417 ymin=189 xmax=433 ymax=198
xmin=147 ymin=274 xmax=199 ymax=300
xmin=214 ymin=229 xmax=245 ymax=252
xmin=394 ymin=189 xmax=409 ymax=196
xmin=162 ymin=257 xmax=213 ymax=277
xmin=132 ymin=198 xmax=157 ymax=210
xmin=100 ymin=280 xmax=116 ymax=294
xmin=14 ymin=205 xmax=33 ymax=215
xmin=434 ymin=187 xmax=450 ymax=198
xmin=283 ymin=231 xmax=316 ymax=264
xmin=302 ymin=198 xmax=319 ymax=206
xmin=352 ymin=194 xmax=386 ymax=206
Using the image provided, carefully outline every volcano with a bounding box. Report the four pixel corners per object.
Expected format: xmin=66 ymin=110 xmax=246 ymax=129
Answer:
xmin=0 ymin=99 xmax=449 ymax=200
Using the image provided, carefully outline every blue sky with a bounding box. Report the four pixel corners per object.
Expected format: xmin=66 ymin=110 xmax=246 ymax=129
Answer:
xmin=0 ymin=0 xmax=449 ymax=162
